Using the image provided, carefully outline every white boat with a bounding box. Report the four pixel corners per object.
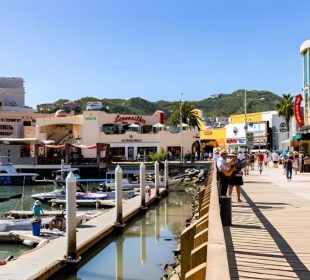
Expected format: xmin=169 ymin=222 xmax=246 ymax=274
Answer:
xmin=31 ymin=189 xmax=107 ymax=202
xmin=52 ymin=167 xmax=80 ymax=186
xmin=0 ymin=163 xmax=39 ymax=185
xmin=0 ymin=219 xmax=32 ymax=231
xmin=48 ymin=199 xmax=116 ymax=208
xmin=103 ymin=176 xmax=182 ymax=190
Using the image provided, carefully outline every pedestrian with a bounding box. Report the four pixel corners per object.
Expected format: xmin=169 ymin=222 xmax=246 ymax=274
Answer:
xmin=272 ymin=151 xmax=279 ymax=168
xmin=285 ymin=155 xmax=293 ymax=181
xmin=227 ymin=152 xmax=243 ymax=202
xmin=216 ymin=150 xmax=231 ymax=196
xmin=32 ymin=200 xmax=44 ymax=218
xmin=212 ymin=148 xmax=220 ymax=164
xmin=292 ymin=154 xmax=299 ymax=175
xmin=257 ymin=151 xmax=264 ymax=169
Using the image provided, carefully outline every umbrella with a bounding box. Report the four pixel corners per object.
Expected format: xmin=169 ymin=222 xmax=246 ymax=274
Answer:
xmin=128 ymin=123 xmax=139 ymax=128
xmin=152 ymin=123 xmax=164 ymax=128
xmin=177 ymin=123 xmax=188 ymax=127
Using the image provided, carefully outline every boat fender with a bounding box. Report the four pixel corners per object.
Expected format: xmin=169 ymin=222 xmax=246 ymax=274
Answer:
xmin=23 ymin=239 xmax=35 ymax=247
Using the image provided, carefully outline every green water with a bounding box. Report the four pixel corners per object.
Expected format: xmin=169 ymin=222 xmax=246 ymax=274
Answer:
xmin=56 ymin=189 xmax=194 ymax=280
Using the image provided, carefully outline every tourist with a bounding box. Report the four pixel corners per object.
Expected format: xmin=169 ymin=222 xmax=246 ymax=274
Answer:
xmin=285 ymin=155 xmax=293 ymax=181
xmin=227 ymin=151 xmax=243 ymax=202
xmin=293 ymin=153 xmax=299 ymax=175
xmin=272 ymin=151 xmax=279 ymax=168
xmin=257 ymin=151 xmax=264 ymax=169
xmin=212 ymin=148 xmax=220 ymax=164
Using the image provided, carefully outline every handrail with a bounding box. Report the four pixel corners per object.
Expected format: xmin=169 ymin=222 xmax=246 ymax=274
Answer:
xmin=180 ymin=165 xmax=230 ymax=280
xmin=205 ymin=165 xmax=230 ymax=279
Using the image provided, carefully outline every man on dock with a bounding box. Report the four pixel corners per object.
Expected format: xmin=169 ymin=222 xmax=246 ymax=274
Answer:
xmin=32 ymin=200 xmax=44 ymax=218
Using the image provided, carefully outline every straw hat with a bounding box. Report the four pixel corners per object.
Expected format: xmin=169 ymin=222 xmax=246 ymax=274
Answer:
xmin=228 ymin=151 xmax=237 ymax=157
xmin=213 ymin=148 xmax=221 ymax=154
xmin=219 ymin=149 xmax=228 ymax=156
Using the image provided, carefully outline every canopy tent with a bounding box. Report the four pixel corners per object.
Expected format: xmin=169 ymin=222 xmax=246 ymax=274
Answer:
xmin=45 ymin=143 xmax=97 ymax=150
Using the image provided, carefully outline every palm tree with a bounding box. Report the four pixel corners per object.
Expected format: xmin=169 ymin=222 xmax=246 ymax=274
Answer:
xmin=166 ymin=101 xmax=202 ymax=129
xmin=276 ymin=93 xmax=294 ymax=136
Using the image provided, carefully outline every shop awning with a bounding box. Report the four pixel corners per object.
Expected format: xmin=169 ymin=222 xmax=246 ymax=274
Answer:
xmin=293 ymin=134 xmax=303 ymax=140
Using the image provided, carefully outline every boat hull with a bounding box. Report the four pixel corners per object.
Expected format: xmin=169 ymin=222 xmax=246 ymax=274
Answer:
xmin=0 ymin=175 xmax=38 ymax=185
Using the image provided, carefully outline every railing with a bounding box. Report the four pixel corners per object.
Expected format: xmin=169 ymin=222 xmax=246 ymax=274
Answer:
xmin=180 ymin=165 xmax=230 ymax=280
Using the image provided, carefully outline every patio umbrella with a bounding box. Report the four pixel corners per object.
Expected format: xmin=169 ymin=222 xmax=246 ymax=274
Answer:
xmin=128 ymin=123 xmax=139 ymax=128
xmin=152 ymin=123 xmax=164 ymax=128
xmin=128 ymin=123 xmax=139 ymax=131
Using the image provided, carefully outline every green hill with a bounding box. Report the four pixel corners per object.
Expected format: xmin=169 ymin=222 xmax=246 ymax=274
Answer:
xmin=36 ymin=89 xmax=281 ymax=119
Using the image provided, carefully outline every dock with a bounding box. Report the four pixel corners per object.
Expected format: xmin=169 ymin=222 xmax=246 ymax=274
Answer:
xmin=0 ymin=188 xmax=168 ymax=279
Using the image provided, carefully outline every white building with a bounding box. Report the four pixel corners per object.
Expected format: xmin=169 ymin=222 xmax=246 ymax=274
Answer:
xmin=35 ymin=110 xmax=199 ymax=161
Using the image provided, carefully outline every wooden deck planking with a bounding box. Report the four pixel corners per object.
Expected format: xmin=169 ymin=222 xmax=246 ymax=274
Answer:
xmin=225 ymin=167 xmax=310 ymax=280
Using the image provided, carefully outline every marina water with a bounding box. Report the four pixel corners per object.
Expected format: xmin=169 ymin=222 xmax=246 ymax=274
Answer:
xmin=56 ymin=188 xmax=194 ymax=280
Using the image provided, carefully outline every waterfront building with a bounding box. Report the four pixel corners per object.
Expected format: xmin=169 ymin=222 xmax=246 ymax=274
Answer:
xmin=296 ymin=40 xmax=310 ymax=156
xmin=226 ymin=111 xmax=290 ymax=152
xmin=34 ymin=110 xmax=199 ymax=163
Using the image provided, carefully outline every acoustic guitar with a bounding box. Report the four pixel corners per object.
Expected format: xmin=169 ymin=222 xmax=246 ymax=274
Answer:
xmin=222 ymin=159 xmax=247 ymax=177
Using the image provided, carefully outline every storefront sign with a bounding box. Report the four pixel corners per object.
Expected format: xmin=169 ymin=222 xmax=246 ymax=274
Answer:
xmin=226 ymin=138 xmax=245 ymax=144
xmin=121 ymin=139 xmax=142 ymax=142
xmin=203 ymin=131 xmax=212 ymax=135
xmin=294 ymin=94 xmax=304 ymax=127
xmin=279 ymin=123 xmax=287 ymax=132
xmin=114 ymin=115 xmax=146 ymax=124
xmin=85 ymin=113 xmax=96 ymax=120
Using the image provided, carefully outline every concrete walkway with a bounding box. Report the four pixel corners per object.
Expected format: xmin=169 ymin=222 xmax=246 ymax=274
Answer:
xmin=225 ymin=164 xmax=310 ymax=280
xmin=0 ymin=188 xmax=167 ymax=280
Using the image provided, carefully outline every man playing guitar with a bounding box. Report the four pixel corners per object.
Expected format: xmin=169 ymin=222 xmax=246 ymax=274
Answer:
xmin=216 ymin=150 xmax=232 ymax=196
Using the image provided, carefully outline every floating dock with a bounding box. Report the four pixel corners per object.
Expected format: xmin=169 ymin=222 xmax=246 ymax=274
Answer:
xmin=0 ymin=188 xmax=168 ymax=279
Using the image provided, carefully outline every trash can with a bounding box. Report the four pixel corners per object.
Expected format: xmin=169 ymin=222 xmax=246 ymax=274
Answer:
xmin=32 ymin=221 xmax=41 ymax=236
xmin=220 ymin=196 xmax=232 ymax=226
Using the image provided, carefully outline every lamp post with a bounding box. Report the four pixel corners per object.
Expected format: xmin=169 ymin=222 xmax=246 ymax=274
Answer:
xmin=180 ymin=93 xmax=183 ymax=163
xmin=244 ymin=90 xmax=265 ymax=151
xmin=244 ymin=90 xmax=248 ymax=150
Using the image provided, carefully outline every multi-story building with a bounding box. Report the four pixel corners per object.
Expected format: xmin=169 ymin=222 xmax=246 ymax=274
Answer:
xmin=300 ymin=40 xmax=310 ymax=128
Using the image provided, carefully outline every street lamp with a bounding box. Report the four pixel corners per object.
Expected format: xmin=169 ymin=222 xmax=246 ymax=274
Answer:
xmin=180 ymin=93 xmax=183 ymax=163
xmin=244 ymin=90 xmax=265 ymax=151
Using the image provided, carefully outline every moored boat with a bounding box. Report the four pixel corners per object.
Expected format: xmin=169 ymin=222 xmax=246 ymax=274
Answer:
xmin=0 ymin=163 xmax=39 ymax=185
xmin=31 ymin=189 xmax=107 ymax=202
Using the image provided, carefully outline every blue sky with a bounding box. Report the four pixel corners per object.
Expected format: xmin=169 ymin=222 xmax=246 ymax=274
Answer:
xmin=0 ymin=0 xmax=309 ymax=108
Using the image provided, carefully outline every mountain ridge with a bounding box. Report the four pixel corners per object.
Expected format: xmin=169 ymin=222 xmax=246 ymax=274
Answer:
xmin=37 ymin=89 xmax=281 ymax=119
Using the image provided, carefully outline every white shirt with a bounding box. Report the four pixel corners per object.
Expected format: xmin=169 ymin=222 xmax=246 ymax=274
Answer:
xmin=212 ymin=153 xmax=219 ymax=163
xmin=217 ymin=156 xmax=230 ymax=171
xmin=272 ymin=152 xmax=279 ymax=161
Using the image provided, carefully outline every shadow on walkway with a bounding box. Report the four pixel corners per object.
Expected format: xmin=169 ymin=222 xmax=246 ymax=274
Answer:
xmin=236 ymin=189 xmax=310 ymax=280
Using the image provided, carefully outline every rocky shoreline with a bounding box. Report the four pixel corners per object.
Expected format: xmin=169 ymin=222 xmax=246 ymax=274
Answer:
xmin=161 ymin=169 xmax=207 ymax=279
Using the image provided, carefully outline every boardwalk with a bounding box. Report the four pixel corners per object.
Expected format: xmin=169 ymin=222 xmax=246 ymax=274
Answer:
xmin=225 ymin=164 xmax=310 ymax=280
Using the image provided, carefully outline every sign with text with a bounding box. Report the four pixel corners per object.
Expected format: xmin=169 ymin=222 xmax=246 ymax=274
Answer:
xmin=294 ymin=94 xmax=304 ymax=127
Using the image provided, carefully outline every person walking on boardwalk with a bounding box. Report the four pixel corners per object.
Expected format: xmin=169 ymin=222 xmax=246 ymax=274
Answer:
xmin=216 ymin=150 xmax=231 ymax=196
xmin=285 ymin=155 xmax=293 ymax=181
xmin=227 ymin=152 xmax=243 ymax=202
xmin=272 ymin=151 xmax=279 ymax=168
xmin=292 ymin=153 xmax=299 ymax=175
